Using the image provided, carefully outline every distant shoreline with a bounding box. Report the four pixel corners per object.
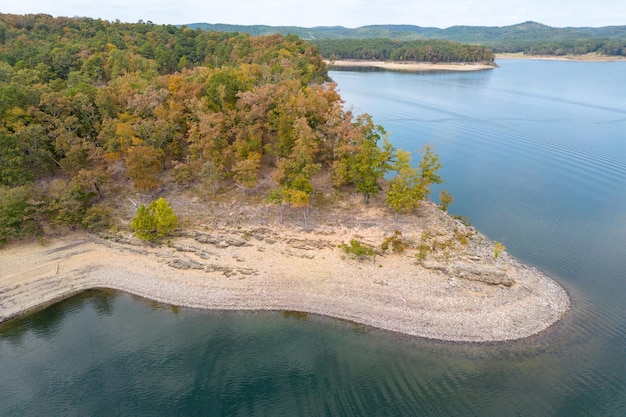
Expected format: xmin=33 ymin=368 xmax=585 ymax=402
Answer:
xmin=325 ymin=55 xmax=626 ymax=74
xmin=495 ymin=53 xmax=626 ymax=62
xmin=325 ymin=59 xmax=496 ymax=72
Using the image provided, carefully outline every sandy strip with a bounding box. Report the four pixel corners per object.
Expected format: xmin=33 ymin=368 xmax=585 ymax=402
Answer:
xmin=496 ymin=53 xmax=626 ymax=62
xmin=326 ymin=59 xmax=496 ymax=72
xmin=0 ymin=208 xmax=569 ymax=342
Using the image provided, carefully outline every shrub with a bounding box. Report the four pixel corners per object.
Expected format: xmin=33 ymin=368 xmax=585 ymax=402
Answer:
xmin=171 ymin=162 xmax=195 ymax=186
xmin=47 ymin=179 xmax=95 ymax=230
xmin=417 ymin=243 xmax=431 ymax=261
xmin=0 ymin=185 xmax=44 ymax=244
xmin=81 ymin=203 xmax=113 ymax=232
xmin=340 ymin=239 xmax=375 ymax=259
xmin=439 ymin=189 xmax=454 ymax=212
xmin=454 ymin=227 xmax=470 ymax=245
xmin=493 ymin=241 xmax=506 ymax=259
xmin=381 ymin=230 xmax=407 ymax=254
xmin=453 ymin=215 xmax=472 ymax=227
xmin=131 ymin=197 xmax=178 ymax=241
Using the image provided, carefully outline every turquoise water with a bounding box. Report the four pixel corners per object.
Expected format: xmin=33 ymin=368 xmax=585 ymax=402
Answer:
xmin=1 ymin=60 xmax=625 ymax=416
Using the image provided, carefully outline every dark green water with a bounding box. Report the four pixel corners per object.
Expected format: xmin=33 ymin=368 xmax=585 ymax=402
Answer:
xmin=1 ymin=60 xmax=625 ymax=416
xmin=0 ymin=290 xmax=590 ymax=416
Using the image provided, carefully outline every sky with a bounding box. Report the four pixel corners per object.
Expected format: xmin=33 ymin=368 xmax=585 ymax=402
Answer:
xmin=2 ymin=0 xmax=624 ymax=28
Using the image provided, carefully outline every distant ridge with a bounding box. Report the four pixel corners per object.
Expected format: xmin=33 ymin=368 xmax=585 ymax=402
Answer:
xmin=184 ymin=21 xmax=626 ymax=56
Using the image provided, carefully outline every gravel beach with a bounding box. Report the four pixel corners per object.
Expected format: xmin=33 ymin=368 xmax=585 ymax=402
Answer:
xmin=0 ymin=201 xmax=570 ymax=342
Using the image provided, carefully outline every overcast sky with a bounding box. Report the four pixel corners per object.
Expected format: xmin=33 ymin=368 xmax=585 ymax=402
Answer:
xmin=3 ymin=0 xmax=624 ymax=28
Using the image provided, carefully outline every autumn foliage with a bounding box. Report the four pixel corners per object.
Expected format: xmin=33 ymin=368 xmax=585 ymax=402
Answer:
xmin=0 ymin=14 xmax=444 ymax=243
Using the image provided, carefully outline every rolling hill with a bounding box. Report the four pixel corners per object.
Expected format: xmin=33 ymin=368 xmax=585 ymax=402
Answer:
xmin=185 ymin=21 xmax=626 ymax=56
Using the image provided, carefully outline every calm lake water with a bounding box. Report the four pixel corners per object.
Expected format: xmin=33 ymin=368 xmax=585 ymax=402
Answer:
xmin=1 ymin=60 xmax=625 ymax=416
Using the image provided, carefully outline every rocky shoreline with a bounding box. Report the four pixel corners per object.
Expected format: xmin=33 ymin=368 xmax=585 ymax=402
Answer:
xmin=0 ymin=200 xmax=570 ymax=342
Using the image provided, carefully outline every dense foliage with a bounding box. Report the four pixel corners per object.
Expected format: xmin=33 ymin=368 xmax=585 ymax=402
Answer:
xmin=190 ymin=21 xmax=626 ymax=57
xmin=315 ymin=38 xmax=495 ymax=63
xmin=0 ymin=14 xmax=444 ymax=243
xmin=131 ymin=197 xmax=178 ymax=240
xmin=0 ymin=14 xmax=327 ymax=78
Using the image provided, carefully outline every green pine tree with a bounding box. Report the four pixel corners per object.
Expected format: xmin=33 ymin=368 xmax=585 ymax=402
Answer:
xmin=131 ymin=197 xmax=178 ymax=241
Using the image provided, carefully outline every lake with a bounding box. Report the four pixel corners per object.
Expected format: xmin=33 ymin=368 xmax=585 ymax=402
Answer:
xmin=1 ymin=60 xmax=625 ymax=416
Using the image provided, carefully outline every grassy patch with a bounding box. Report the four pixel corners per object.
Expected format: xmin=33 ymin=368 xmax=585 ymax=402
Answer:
xmin=340 ymin=239 xmax=376 ymax=259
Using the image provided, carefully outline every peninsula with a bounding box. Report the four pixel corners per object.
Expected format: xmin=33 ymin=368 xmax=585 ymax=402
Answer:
xmin=0 ymin=194 xmax=570 ymax=343
xmin=0 ymin=15 xmax=569 ymax=342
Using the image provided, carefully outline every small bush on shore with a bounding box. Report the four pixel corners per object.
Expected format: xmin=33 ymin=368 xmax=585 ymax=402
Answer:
xmin=453 ymin=215 xmax=472 ymax=226
xmin=340 ymin=239 xmax=375 ymax=259
xmin=381 ymin=230 xmax=408 ymax=254
xmin=439 ymin=189 xmax=454 ymax=212
xmin=131 ymin=198 xmax=178 ymax=241
xmin=417 ymin=243 xmax=431 ymax=261
xmin=493 ymin=241 xmax=506 ymax=259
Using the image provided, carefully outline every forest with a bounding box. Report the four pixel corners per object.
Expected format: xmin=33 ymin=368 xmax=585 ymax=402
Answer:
xmin=0 ymin=14 xmax=442 ymax=243
xmin=313 ymin=38 xmax=495 ymax=63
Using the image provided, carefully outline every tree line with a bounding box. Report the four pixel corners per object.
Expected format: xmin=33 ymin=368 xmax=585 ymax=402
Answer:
xmin=0 ymin=14 xmax=444 ymax=243
xmin=313 ymin=38 xmax=495 ymax=63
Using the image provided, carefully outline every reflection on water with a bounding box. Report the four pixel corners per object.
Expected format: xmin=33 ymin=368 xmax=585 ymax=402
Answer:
xmin=1 ymin=60 xmax=625 ymax=416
